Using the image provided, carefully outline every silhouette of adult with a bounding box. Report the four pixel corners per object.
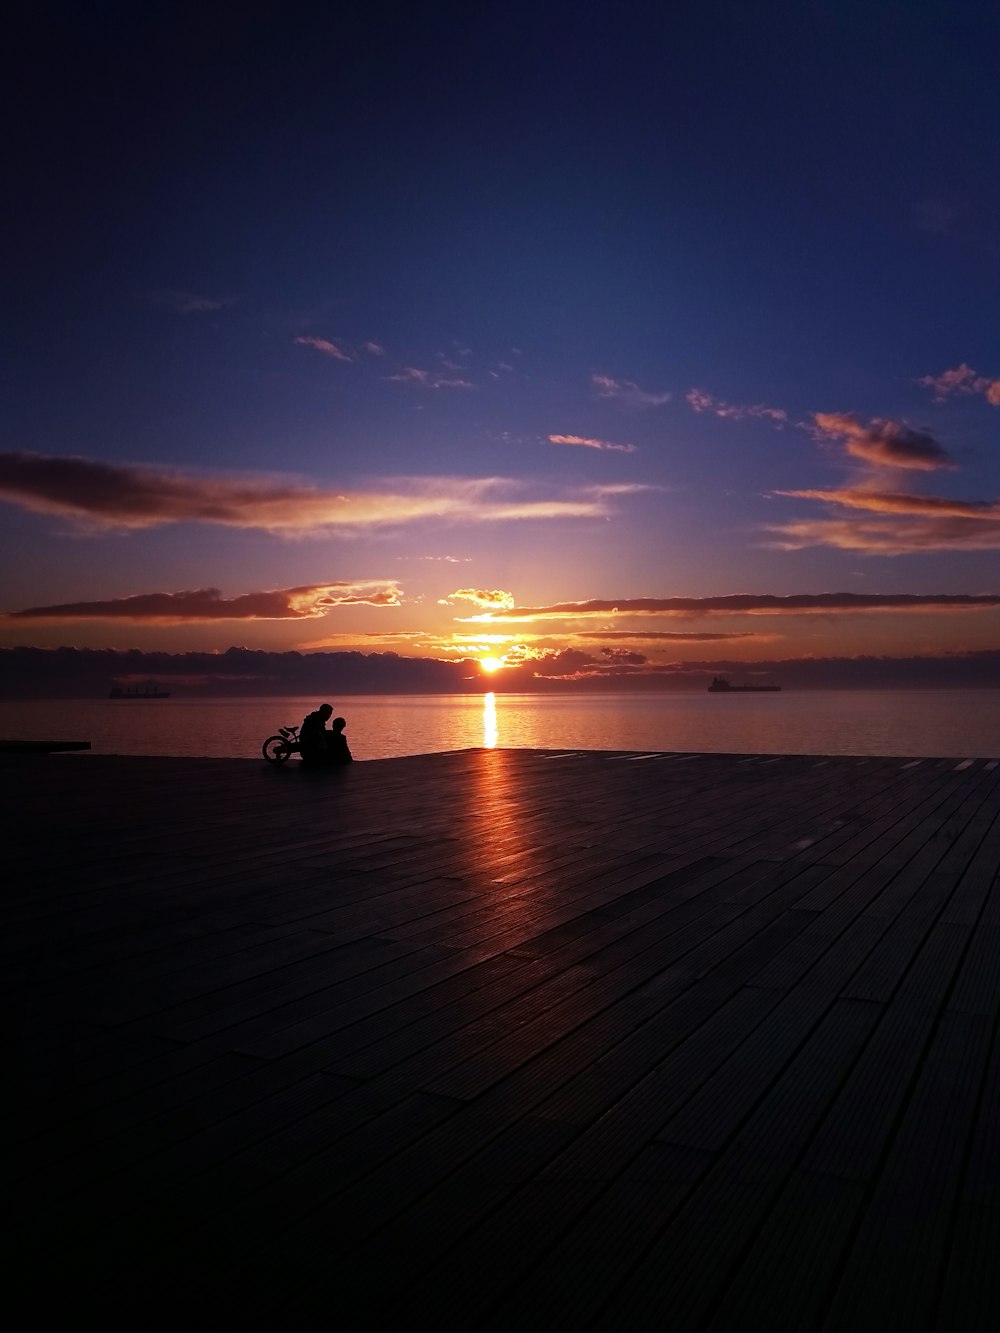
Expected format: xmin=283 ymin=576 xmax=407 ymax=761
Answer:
xmin=300 ymin=703 xmax=336 ymax=764
xmin=299 ymin=704 xmax=353 ymax=766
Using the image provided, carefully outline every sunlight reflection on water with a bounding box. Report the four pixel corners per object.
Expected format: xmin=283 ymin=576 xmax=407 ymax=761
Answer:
xmin=0 ymin=690 xmax=998 ymax=759
xmin=482 ymin=692 xmax=498 ymax=749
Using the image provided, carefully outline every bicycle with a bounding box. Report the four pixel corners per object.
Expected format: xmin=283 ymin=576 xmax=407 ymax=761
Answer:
xmin=261 ymin=724 xmax=300 ymax=764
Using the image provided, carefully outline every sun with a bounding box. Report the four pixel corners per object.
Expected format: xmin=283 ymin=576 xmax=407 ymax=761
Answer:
xmin=479 ymin=656 xmax=504 ymax=673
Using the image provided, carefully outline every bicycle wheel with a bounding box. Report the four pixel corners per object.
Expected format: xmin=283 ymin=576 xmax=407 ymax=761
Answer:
xmin=262 ymin=735 xmax=291 ymax=764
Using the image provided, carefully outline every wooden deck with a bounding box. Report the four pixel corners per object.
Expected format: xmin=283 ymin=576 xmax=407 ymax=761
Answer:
xmin=0 ymin=739 xmax=91 ymax=752
xmin=7 ymin=746 xmax=1000 ymax=1330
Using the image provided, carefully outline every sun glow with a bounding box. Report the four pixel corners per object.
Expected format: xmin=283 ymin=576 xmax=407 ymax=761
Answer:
xmin=479 ymin=656 xmax=504 ymax=673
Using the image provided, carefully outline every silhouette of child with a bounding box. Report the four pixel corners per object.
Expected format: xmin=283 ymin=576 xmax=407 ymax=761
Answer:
xmin=328 ymin=717 xmax=352 ymax=764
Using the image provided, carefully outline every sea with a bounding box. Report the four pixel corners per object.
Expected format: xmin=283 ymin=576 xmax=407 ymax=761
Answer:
xmin=1 ymin=689 xmax=998 ymax=761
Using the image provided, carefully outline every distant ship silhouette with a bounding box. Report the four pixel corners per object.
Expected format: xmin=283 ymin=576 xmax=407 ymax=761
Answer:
xmin=708 ymin=675 xmax=781 ymax=693
xmin=109 ymin=682 xmax=170 ymax=698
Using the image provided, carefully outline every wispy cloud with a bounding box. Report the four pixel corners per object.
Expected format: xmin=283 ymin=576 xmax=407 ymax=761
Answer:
xmin=0 ymin=453 xmax=642 ymax=533
xmin=444 ymin=588 xmax=516 ymax=609
xmin=591 ymin=373 xmax=670 ymax=408
xmin=601 ymin=647 xmax=647 ymax=664
xmin=462 ymin=592 xmax=1000 ymax=622
xmin=548 ymin=434 xmax=637 ymax=453
xmin=777 ymin=487 xmax=1000 ymax=520
xmin=585 ymin=482 xmax=654 ymax=497
xmin=919 ymin=363 xmax=1000 ymax=406
xmin=766 ymin=517 xmax=1000 ymax=555
xmin=363 ymin=340 xmax=385 ymax=356
xmin=434 ymin=633 xmax=522 ymax=646
xmin=686 ymin=388 xmax=787 ymax=423
xmin=771 ymin=478 xmax=1000 ymax=552
xmin=398 ymin=554 xmax=471 ymax=563
xmin=387 ymin=366 xmax=474 ymax=389
xmin=812 ymin=412 xmax=955 ymax=471
xmin=5 ymin=581 xmax=402 ymax=622
xmin=577 ymin=629 xmax=768 ymax=641
xmin=149 ymin=290 xmax=232 ymax=313
xmin=296 ymin=629 xmax=434 ymax=649
xmin=293 ymin=335 xmax=353 ymax=362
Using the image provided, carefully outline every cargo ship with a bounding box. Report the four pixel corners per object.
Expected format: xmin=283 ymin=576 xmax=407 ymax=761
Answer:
xmin=708 ymin=676 xmax=781 ymax=693
xmin=109 ymin=683 xmax=171 ymax=698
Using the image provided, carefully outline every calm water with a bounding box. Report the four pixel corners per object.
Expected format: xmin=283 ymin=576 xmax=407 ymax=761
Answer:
xmin=0 ymin=690 xmax=997 ymax=760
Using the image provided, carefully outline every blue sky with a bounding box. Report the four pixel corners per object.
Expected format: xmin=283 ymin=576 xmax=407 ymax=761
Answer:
xmin=2 ymin=1 xmax=999 ymax=687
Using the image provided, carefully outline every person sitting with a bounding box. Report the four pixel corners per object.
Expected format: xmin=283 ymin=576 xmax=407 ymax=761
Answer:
xmin=328 ymin=717 xmax=353 ymax=764
xmin=299 ymin=704 xmax=353 ymax=766
xmin=299 ymin=703 xmax=337 ymax=765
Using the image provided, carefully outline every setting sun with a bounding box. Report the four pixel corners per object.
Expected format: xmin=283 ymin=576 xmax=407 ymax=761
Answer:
xmin=479 ymin=657 xmax=504 ymax=673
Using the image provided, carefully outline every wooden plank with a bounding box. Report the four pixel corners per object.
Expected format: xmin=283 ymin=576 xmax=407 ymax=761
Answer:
xmin=474 ymin=1156 xmax=710 ymax=1333
xmin=534 ymin=908 xmax=818 ymax=1134
xmin=936 ymin=1205 xmax=1000 ymax=1333
xmin=709 ymin=858 xmax=1000 ymax=1331
xmin=6 ymin=747 xmax=1000 ymax=1328
xmin=821 ymin=1011 xmax=992 ymax=1332
xmin=796 ymin=921 xmax=971 ymax=1182
xmin=705 ymin=1169 xmax=867 ymax=1332
xmin=605 ymin=998 xmax=881 ymax=1330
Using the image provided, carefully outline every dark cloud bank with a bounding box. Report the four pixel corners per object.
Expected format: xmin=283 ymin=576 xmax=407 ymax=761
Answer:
xmin=2 ymin=646 xmax=999 ymax=699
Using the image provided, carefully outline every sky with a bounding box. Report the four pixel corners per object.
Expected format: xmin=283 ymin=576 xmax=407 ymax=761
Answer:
xmin=3 ymin=0 xmax=999 ymax=692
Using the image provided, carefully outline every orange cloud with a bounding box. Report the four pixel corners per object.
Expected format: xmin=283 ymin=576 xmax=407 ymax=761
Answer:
xmin=293 ymin=336 xmax=353 ymax=361
xmin=503 ymin=645 xmax=597 ymax=673
xmin=601 ymin=647 xmax=646 ymax=664
xmin=771 ymin=485 xmax=1000 ymax=552
xmin=5 ymin=581 xmax=402 ymax=622
xmin=812 ymin=412 xmax=955 ymax=471
xmin=438 ymin=633 xmax=521 ymax=644
xmin=446 ymin=588 xmax=516 ymax=609
xmin=591 ymin=373 xmax=670 ymax=408
xmin=296 ymin=629 xmax=435 ymax=649
xmin=577 ymin=629 xmax=768 ymax=641
xmin=776 ymin=487 xmax=1000 ymax=519
xmin=548 ymin=434 xmax=637 ymax=453
xmin=919 ymin=364 xmax=1000 ymax=405
xmin=0 ymin=454 xmax=639 ymax=533
xmin=766 ymin=517 xmax=1000 ymax=554
xmin=686 ymin=388 xmax=787 ymax=423
xmin=464 ymin=592 xmax=1000 ymax=622
xmin=431 ymin=642 xmax=509 ymax=656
